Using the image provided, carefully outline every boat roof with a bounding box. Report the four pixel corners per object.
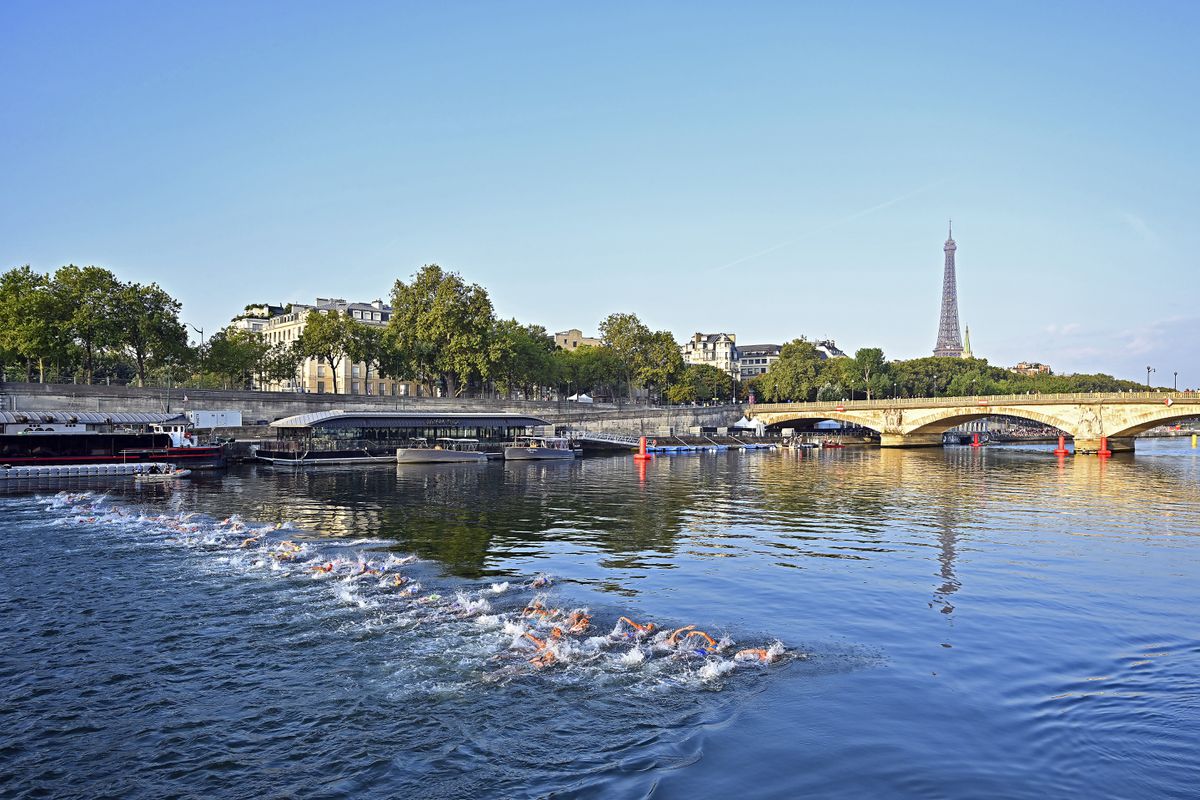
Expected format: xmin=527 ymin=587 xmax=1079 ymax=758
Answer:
xmin=0 ymin=410 xmax=188 ymax=425
xmin=270 ymin=410 xmax=550 ymax=430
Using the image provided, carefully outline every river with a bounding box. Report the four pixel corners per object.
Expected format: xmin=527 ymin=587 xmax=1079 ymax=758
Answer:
xmin=2 ymin=441 xmax=1198 ymax=798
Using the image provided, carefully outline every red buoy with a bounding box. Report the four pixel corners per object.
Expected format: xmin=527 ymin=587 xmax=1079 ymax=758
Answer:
xmin=633 ymin=436 xmax=653 ymax=461
xmin=971 ymin=432 xmax=981 ymax=448
xmin=1053 ymin=435 xmax=1068 ymax=456
xmin=1098 ymin=436 xmax=1112 ymax=458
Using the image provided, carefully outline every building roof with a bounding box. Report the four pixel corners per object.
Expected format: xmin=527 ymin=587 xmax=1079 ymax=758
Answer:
xmin=0 ymin=411 xmax=187 ymax=425
xmin=738 ymin=343 xmax=781 ymax=354
xmin=270 ymin=410 xmax=550 ymax=430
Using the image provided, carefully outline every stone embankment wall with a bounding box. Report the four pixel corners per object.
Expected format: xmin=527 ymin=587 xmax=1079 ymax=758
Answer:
xmin=0 ymin=382 xmax=738 ymax=436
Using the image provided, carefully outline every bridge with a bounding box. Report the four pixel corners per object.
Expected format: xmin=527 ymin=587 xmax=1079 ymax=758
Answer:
xmin=747 ymin=392 xmax=1200 ymax=453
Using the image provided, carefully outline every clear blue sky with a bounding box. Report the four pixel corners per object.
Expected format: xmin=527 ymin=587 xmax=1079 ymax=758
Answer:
xmin=3 ymin=1 xmax=1197 ymax=386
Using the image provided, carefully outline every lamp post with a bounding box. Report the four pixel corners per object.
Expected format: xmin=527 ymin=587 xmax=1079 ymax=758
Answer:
xmin=932 ymin=374 xmax=938 ymax=398
xmin=1146 ymin=365 xmax=1154 ymax=391
xmin=1174 ymin=371 xmax=1178 ymax=391
xmin=892 ymin=381 xmax=897 ymax=399
xmin=188 ymin=324 xmax=205 ymax=348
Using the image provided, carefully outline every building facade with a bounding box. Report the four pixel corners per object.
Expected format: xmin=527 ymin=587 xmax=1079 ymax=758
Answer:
xmin=736 ymin=344 xmax=781 ymax=379
xmin=682 ymin=332 xmax=738 ymax=378
xmin=1010 ymin=361 xmax=1052 ymax=376
xmin=554 ymin=329 xmax=602 ymax=351
xmin=257 ymin=298 xmax=422 ymax=396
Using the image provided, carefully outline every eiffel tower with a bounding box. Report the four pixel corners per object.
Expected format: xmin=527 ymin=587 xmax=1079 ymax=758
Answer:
xmin=933 ymin=221 xmax=964 ymax=357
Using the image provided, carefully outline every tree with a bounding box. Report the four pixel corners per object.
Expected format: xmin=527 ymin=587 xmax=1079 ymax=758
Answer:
xmin=115 ymin=281 xmax=189 ymax=386
xmin=0 ymin=266 xmax=68 ymax=382
xmin=203 ymin=326 xmax=269 ymax=389
xmin=346 ymin=323 xmax=383 ymax=393
xmin=852 ymin=347 xmax=888 ymax=401
xmin=488 ymin=319 xmax=556 ymax=398
xmin=599 ymin=312 xmax=652 ymax=401
xmin=388 ymin=265 xmax=495 ymax=396
xmin=637 ymin=330 xmax=684 ymax=402
xmin=667 ymin=363 xmax=734 ymax=404
xmin=52 ymin=265 xmax=124 ymax=384
xmin=757 ymin=338 xmax=826 ymax=401
xmin=260 ymin=341 xmax=303 ymax=388
xmin=296 ymin=309 xmax=355 ymax=394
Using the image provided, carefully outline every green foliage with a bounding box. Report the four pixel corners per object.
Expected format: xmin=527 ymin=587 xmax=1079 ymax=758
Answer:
xmin=667 ymin=363 xmax=734 ymax=404
xmin=488 ymin=319 xmax=557 ymax=398
xmin=203 ymin=326 xmax=269 ymax=389
xmin=114 ymin=282 xmax=190 ymax=386
xmin=261 ymin=341 xmax=303 ymax=385
xmin=388 ymin=265 xmax=495 ymax=396
xmin=598 ymin=313 xmax=682 ymax=401
xmin=52 ymin=265 xmax=125 ymax=384
xmin=756 ymin=338 xmax=826 ymax=401
xmin=296 ymin=309 xmax=355 ymax=393
xmin=553 ymin=344 xmax=623 ymax=399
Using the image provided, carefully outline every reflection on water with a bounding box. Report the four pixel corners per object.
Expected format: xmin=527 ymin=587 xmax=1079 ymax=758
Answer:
xmin=2 ymin=440 xmax=1199 ymax=798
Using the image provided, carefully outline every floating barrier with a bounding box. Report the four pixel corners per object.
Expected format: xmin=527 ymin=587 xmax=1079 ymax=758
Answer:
xmin=1 ymin=462 xmax=173 ymax=481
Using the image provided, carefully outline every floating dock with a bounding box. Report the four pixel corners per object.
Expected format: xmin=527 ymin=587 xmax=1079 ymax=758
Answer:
xmin=0 ymin=462 xmax=174 ymax=481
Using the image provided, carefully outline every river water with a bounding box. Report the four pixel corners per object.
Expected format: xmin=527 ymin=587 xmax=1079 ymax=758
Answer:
xmin=2 ymin=441 xmax=1198 ymax=798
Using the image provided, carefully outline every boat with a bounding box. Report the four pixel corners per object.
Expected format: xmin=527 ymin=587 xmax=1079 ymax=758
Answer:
xmin=396 ymin=438 xmax=488 ymax=464
xmin=0 ymin=461 xmax=175 ymax=482
xmin=503 ymin=436 xmax=578 ymax=460
xmin=819 ymin=440 xmax=845 ymax=449
xmin=135 ymin=467 xmax=193 ymax=482
xmin=0 ymin=411 xmax=226 ymax=469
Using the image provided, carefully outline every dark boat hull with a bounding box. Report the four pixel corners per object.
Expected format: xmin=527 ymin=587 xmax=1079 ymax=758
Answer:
xmin=0 ymin=433 xmax=226 ymax=469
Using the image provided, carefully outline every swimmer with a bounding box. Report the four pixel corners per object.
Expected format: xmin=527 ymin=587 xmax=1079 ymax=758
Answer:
xmin=616 ymin=616 xmax=656 ymax=638
xmin=391 ymin=574 xmax=409 ymax=587
xmin=682 ymin=630 xmax=719 ymax=656
xmin=530 ymin=574 xmax=553 ymax=589
xmin=311 ymin=562 xmax=335 ymax=574
xmin=735 ymin=648 xmax=774 ymax=663
xmin=564 ymin=610 xmax=591 ymax=635
xmin=521 ymin=598 xmax=559 ymax=619
xmin=523 ymin=630 xmax=562 ymax=669
xmin=667 ymin=625 xmax=696 ymax=646
xmin=240 ymin=535 xmax=262 ymax=549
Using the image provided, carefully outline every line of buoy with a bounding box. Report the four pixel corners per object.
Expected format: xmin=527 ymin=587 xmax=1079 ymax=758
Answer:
xmin=0 ymin=462 xmax=173 ymax=481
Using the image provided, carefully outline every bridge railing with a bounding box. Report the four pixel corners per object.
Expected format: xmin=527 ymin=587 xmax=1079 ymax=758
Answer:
xmin=750 ymin=391 xmax=1198 ymax=413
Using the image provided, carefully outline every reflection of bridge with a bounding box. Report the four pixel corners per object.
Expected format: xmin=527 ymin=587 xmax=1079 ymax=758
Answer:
xmin=748 ymin=392 xmax=1200 ymax=453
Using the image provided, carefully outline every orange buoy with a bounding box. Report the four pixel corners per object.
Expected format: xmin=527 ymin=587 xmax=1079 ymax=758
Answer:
xmin=1053 ymin=435 xmax=1068 ymax=456
xmin=633 ymin=436 xmax=653 ymax=461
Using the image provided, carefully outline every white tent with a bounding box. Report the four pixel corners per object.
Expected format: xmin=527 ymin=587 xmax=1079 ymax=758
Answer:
xmin=567 ymin=393 xmax=595 ymax=404
xmin=731 ymin=415 xmax=766 ymax=436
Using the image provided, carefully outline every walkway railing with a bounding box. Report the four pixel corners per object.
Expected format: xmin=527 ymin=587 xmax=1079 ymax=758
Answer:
xmin=561 ymin=429 xmax=641 ymax=447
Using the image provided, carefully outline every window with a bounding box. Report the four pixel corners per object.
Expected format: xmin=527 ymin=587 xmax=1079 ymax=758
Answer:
xmin=399 ymin=384 xmax=409 ymax=397
xmin=316 ymin=381 xmax=325 ymax=393
xmin=392 ymin=383 xmax=398 ymax=396
xmin=352 ymin=382 xmax=360 ymax=394
xmin=317 ymin=365 xmax=325 ymax=377
xmin=351 ymin=365 xmax=361 ymax=377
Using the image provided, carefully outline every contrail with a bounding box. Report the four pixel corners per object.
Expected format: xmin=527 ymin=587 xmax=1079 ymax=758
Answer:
xmin=708 ymin=179 xmax=946 ymax=273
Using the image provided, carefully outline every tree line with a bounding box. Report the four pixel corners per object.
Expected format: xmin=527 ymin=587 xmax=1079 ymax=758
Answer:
xmin=0 ymin=263 xmax=735 ymax=402
xmin=746 ymin=338 xmax=1160 ymax=403
xmin=2 ymin=262 xmax=1158 ymax=401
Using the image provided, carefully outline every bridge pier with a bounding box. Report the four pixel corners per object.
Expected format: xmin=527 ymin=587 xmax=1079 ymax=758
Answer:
xmin=1074 ymin=437 xmax=1135 ymax=455
xmin=879 ymin=432 xmax=945 ymax=448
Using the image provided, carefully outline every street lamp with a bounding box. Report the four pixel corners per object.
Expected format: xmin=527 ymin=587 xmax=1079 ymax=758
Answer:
xmin=892 ymin=381 xmax=897 ymax=399
xmin=1146 ymin=365 xmax=1154 ymax=391
xmin=189 ymin=324 xmax=206 ymax=348
xmin=1174 ymin=371 xmax=1178 ymax=391
xmin=932 ymin=374 xmax=938 ymax=398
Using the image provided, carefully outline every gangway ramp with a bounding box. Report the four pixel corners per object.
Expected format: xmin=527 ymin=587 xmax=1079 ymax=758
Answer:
xmin=562 ymin=430 xmax=640 ymax=448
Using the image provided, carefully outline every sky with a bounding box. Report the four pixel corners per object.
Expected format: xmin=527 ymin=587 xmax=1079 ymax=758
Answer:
xmin=3 ymin=1 xmax=1198 ymax=386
